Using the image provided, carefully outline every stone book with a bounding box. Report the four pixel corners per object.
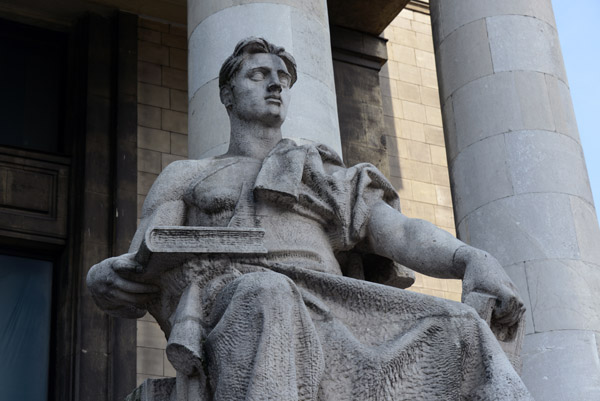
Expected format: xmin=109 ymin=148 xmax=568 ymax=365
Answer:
xmin=134 ymin=226 xmax=267 ymax=277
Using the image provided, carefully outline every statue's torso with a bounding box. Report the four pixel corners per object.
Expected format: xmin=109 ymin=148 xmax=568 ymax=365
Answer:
xmin=183 ymin=157 xmax=342 ymax=275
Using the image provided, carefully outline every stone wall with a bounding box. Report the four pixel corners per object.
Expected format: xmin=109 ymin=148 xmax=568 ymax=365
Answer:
xmin=136 ymin=17 xmax=187 ymax=384
xmin=379 ymin=5 xmax=462 ymax=301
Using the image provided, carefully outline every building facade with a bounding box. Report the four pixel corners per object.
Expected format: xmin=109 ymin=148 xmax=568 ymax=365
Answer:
xmin=0 ymin=0 xmax=598 ymax=400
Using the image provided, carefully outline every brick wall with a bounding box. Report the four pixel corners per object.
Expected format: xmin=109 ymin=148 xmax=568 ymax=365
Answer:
xmin=379 ymin=6 xmax=462 ymax=302
xmin=136 ymin=17 xmax=187 ymax=384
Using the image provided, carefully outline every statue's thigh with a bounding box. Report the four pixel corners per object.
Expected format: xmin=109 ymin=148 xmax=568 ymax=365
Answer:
xmin=204 ymin=271 xmax=324 ymax=399
xmin=209 ymin=271 xmax=301 ymax=319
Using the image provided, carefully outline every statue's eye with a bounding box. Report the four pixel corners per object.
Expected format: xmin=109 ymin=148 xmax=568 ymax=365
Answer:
xmin=279 ymin=74 xmax=291 ymax=88
xmin=249 ymin=70 xmax=266 ymax=81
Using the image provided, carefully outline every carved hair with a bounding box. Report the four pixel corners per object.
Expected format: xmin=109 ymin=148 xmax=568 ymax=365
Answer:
xmin=219 ymin=37 xmax=297 ymax=90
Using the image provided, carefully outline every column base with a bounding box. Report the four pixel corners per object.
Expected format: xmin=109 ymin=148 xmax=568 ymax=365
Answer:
xmin=125 ymin=378 xmax=175 ymax=401
xmin=522 ymin=330 xmax=600 ymax=401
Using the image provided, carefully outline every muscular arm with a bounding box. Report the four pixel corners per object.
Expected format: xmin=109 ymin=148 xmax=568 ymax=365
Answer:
xmin=87 ymin=159 xmax=208 ymax=318
xmin=366 ymin=201 xmax=524 ymax=326
xmin=366 ymin=201 xmax=468 ymax=279
xmin=130 ymin=159 xmax=208 ymax=252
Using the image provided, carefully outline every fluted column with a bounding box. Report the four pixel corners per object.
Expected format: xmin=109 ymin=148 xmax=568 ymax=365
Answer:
xmin=430 ymin=1 xmax=600 ymax=399
xmin=187 ymin=0 xmax=341 ymax=158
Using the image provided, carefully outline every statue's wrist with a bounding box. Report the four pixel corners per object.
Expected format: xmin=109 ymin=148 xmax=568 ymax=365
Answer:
xmin=452 ymin=245 xmax=481 ymax=279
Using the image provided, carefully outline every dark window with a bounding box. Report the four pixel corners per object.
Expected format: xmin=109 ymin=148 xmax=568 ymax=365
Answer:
xmin=0 ymin=254 xmax=53 ymax=401
xmin=0 ymin=19 xmax=67 ymax=154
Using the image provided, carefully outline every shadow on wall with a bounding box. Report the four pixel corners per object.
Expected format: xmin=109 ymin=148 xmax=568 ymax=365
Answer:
xmin=380 ymin=72 xmax=403 ymax=186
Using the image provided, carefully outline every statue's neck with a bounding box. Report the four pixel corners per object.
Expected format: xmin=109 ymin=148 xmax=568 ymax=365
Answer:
xmin=226 ymin=119 xmax=283 ymax=160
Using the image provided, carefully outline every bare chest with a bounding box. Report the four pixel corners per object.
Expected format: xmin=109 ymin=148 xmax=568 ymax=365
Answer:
xmin=183 ymin=158 xmax=262 ymax=227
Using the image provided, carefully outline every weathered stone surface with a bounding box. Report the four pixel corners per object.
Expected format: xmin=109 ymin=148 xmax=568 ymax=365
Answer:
xmin=451 ymin=71 xmax=556 ymax=155
xmin=505 ymin=130 xmax=592 ymax=202
xmin=188 ymin=79 xmax=229 ymax=159
xmin=125 ymin=378 xmax=175 ymax=401
xmin=332 ymin=35 xmax=390 ymax=176
xmin=457 ymin=193 xmax=580 ymax=267
xmin=524 ymin=259 xmax=600 ymax=333
xmin=91 ymin=38 xmax=530 ymax=400
xmin=545 ymin=74 xmax=580 ymax=141
xmin=188 ymin=0 xmax=328 ymax=36
xmin=450 ymin=134 xmax=513 ymax=223
xmin=522 ymin=331 xmax=600 ymax=401
xmin=487 ymin=15 xmax=566 ymax=80
xmin=431 ymin=0 xmax=600 ymax=398
xmin=282 ymin=71 xmax=341 ymax=150
xmin=512 ymin=72 xmax=555 ymax=131
xmin=434 ymin=0 xmax=557 ymax=40
xmin=570 ymin=196 xmax=600 ymax=264
xmin=441 ymin=98 xmax=458 ymax=161
xmin=435 ymin=18 xmax=493 ymax=101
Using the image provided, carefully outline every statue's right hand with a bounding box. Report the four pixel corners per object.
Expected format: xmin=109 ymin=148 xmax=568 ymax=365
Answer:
xmin=86 ymin=253 xmax=160 ymax=319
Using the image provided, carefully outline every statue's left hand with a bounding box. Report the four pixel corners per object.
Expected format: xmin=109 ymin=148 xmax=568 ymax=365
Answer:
xmin=460 ymin=249 xmax=525 ymax=328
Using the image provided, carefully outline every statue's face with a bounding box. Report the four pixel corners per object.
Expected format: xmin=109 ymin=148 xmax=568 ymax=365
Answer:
xmin=226 ymin=53 xmax=292 ymax=127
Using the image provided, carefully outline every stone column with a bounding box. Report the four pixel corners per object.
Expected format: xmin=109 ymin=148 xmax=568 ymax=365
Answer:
xmin=330 ymin=26 xmax=390 ymax=176
xmin=430 ymin=1 xmax=600 ymax=400
xmin=187 ymin=0 xmax=341 ymax=159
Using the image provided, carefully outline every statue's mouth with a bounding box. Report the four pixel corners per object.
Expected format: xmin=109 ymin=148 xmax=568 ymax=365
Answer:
xmin=265 ymin=95 xmax=281 ymax=104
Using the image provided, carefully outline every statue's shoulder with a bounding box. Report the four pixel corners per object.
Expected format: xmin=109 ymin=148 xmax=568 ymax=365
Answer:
xmin=145 ymin=157 xmax=221 ymax=203
xmin=161 ymin=157 xmax=216 ymax=172
xmin=157 ymin=157 xmax=221 ymax=183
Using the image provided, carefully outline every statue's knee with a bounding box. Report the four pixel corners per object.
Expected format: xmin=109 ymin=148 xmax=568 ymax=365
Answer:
xmin=233 ymin=271 xmax=297 ymax=303
xmin=448 ymin=301 xmax=488 ymax=326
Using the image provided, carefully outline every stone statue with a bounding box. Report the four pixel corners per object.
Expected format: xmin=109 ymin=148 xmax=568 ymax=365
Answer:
xmin=87 ymin=38 xmax=533 ymax=400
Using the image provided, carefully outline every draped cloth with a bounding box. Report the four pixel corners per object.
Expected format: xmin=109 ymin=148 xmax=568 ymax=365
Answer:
xmin=254 ymin=139 xmax=415 ymax=288
xmin=202 ymin=268 xmax=531 ymax=401
xmin=254 ymin=139 xmax=400 ymax=251
xmin=156 ymin=140 xmax=532 ymax=400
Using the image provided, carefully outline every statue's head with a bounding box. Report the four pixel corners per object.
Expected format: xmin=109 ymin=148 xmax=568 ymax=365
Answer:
xmin=219 ymin=37 xmax=297 ymax=127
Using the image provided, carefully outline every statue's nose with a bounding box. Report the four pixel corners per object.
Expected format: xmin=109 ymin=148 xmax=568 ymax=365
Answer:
xmin=268 ymin=80 xmax=282 ymax=93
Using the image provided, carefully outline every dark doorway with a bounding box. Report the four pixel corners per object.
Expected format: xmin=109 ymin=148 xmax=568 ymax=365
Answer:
xmin=0 ymin=254 xmax=54 ymax=401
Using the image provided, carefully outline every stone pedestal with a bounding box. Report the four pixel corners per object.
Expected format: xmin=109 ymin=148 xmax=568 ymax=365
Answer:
xmin=125 ymin=378 xmax=175 ymax=401
xmin=430 ymin=1 xmax=600 ymax=399
xmin=187 ymin=0 xmax=341 ymax=158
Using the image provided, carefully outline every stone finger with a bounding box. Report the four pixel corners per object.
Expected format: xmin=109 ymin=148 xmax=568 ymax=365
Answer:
xmin=113 ymin=275 xmax=160 ymax=294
